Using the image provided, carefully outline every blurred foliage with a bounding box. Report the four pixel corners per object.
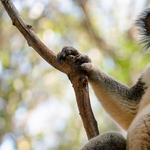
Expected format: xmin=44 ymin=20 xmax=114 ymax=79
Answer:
xmin=0 ymin=0 xmax=150 ymax=150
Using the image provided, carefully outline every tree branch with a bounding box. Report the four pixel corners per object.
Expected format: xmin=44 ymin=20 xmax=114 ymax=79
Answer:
xmin=0 ymin=0 xmax=99 ymax=140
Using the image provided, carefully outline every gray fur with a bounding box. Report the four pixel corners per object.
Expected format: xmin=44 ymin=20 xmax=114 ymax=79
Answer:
xmin=80 ymin=132 xmax=126 ymax=150
xmin=136 ymin=7 xmax=150 ymax=51
xmin=88 ymin=67 xmax=147 ymax=104
xmin=129 ymin=76 xmax=147 ymax=101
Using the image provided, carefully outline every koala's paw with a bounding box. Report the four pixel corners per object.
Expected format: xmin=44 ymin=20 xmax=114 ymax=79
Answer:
xmin=57 ymin=46 xmax=92 ymax=72
xmin=80 ymin=132 xmax=126 ymax=150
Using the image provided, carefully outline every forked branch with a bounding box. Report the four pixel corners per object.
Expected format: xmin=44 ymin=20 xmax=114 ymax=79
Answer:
xmin=0 ymin=0 xmax=99 ymax=139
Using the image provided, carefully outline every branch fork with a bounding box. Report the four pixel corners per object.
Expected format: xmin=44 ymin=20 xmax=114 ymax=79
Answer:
xmin=0 ymin=0 xmax=99 ymax=140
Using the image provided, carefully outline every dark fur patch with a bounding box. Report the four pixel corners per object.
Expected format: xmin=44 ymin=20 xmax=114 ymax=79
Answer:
xmin=136 ymin=8 xmax=150 ymax=52
xmin=129 ymin=77 xmax=147 ymax=102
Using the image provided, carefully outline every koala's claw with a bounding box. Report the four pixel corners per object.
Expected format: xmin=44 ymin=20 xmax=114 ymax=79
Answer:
xmin=57 ymin=49 xmax=68 ymax=64
xmin=57 ymin=51 xmax=66 ymax=64
xmin=57 ymin=55 xmax=63 ymax=64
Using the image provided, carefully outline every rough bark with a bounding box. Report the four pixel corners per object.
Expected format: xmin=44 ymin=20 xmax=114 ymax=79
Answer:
xmin=0 ymin=0 xmax=99 ymax=140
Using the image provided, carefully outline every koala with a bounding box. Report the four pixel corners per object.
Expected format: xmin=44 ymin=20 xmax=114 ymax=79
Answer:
xmin=57 ymin=8 xmax=150 ymax=150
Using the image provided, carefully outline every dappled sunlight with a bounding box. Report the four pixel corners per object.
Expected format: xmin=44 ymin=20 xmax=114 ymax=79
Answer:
xmin=42 ymin=29 xmax=62 ymax=48
xmin=88 ymin=48 xmax=103 ymax=63
xmin=0 ymin=134 xmax=16 ymax=150
xmin=29 ymin=2 xmax=44 ymax=19
xmin=26 ymin=99 xmax=72 ymax=136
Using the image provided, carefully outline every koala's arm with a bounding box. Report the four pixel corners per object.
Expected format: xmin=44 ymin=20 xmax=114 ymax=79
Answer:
xmin=87 ymin=63 xmax=147 ymax=130
xmin=57 ymin=8 xmax=150 ymax=150
xmin=57 ymin=46 xmax=148 ymax=131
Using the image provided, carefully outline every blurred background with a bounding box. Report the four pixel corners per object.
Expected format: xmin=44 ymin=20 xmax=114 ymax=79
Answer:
xmin=0 ymin=0 xmax=150 ymax=149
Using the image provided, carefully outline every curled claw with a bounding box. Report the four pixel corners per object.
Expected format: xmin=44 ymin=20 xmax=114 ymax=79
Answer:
xmin=61 ymin=49 xmax=66 ymax=57
xmin=57 ymin=49 xmax=68 ymax=64
xmin=57 ymin=55 xmax=63 ymax=64
xmin=57 ymin=51 xmax=66 ymax=64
